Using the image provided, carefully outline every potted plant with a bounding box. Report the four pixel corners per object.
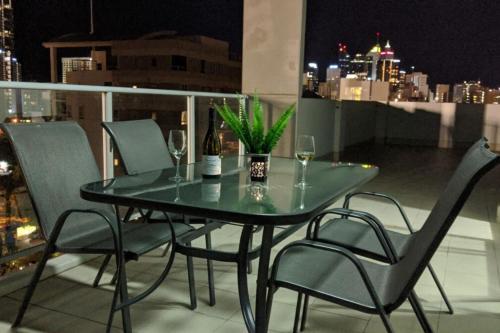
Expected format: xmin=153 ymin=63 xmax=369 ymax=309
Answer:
xmin=214 ymin=95 xmax=295 ymax=182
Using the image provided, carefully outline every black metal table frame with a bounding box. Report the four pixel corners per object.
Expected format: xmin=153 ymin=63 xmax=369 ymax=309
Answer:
xmin=81 ymin=164 xmax=378 ymax=333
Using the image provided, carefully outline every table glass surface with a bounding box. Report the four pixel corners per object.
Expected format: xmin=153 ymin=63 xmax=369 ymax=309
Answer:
xmin=81 ymin=157 xmax=378 ymax=225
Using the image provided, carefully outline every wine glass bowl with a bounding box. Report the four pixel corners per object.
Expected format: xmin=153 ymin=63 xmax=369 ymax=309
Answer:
xmin=295 ymin=135 xmax=315 ymax=188
xmin=168 ymin=130 xmax=187 ymax=181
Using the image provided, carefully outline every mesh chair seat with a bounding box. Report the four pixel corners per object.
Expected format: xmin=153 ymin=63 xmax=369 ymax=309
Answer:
xmin=274 ymin=242 xmax=397 ymax=313
xmin=57 ymin=221 xmax=193 ymax=259
xmin=317 ymin=218 xmax=411 ymax=262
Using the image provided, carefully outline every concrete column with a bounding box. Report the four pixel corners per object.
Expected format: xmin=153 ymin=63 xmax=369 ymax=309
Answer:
xmin=49 ymin=47 xmax=58 ymax=83
xmin=242 ymin=0 xmax=307 ymax=157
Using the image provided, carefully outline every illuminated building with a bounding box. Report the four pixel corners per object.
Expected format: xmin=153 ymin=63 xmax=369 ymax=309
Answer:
xmin=452 ymin=84 xmax=464 ymax=103
xmin=326 ymin=64 xmax=341 ymax=81
xmin=485 ymin=89 xmax=500 ymax=104
xmin=304 ymin=62 xmax=319 ymax=93
xmin=366 ymin=32 xmax=382 ymax=80
xmin=61 ymin=57 xmax=94 ymax=83
xmin=376 ymin=41 xmax=400 ymax=91
xmin=435 ymin=84 xmax=450 ymax=103
xmin=460 ymin=81 xmax=486 ymax=104
xmin=405 ymin=72 xmax=429 ymax=101
xmin=350 ymin=53 xmax=369 ymax=80
xmin=324 ymin=64 xmax=341 ymax=99
xmin=0 ymin=0 xmax=21 ymax=81
xmin=338 ymin=78 xmax=389 ymax=102
xmin=338 ymin=43 xmax=350 ymax=77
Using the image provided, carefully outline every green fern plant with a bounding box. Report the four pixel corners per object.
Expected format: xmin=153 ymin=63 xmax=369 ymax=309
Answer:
xmin=214 ymin=95 xmax=296 ymax=154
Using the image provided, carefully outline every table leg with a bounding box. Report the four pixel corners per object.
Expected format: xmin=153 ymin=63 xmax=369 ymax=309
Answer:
xmin=255 ymin=225 xmax=274 ymax=333
xmin=237 ymin=224 xmax=274 ymax=333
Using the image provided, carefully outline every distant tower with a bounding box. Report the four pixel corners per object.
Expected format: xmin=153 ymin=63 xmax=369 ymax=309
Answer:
xmin=338 ymin=43 xmax=350 ymax=77
xmin=377 ymin=40 xmax=400 ymax=91
xmin=0 ymin=0 xmax=21 ymax=81
xmin=366 ymin=32 xmax=381 ymax=80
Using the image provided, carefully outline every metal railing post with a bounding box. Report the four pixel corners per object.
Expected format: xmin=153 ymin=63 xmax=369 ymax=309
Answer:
xmin=102 ymin=91 xmax=113 ymax=179
xmin=186 ymin=95 xmax=196 ymax=164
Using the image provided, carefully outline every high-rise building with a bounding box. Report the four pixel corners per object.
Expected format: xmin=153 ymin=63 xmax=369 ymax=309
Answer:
xmin=485 ymin=89 xmax=500 ymax=104
xmin=435 ymin=84 xmax=450 ymax=103
xmin=325 ymin=64 xmax=341 ymax=99
xmin=350 ymin=53 xmax=369 ymax=80
xmin=376 ymin=41 xmax=400 ymax=92
xmin=461 ymin=81 xmax=486 ymax=104
xmin=405 ymin=72 xmax=429 ymax=101
xmin=452 ymin=83 xmax=464 ymax=103
xmin=0 ymin=0 xmax=20 ymax=81
xmin=304 ymin=62 xmax=319 ymax=93
xmin=366 ymin=33 xmax=382 ymax=80
xmin=338 ymin=43 xmax=350 ymax=77
xmin=43 ymin=32 xmax=241 ymax=92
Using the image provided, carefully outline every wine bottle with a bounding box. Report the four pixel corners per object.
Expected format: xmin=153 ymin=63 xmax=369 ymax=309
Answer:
xmin=202 ymin=105 xmax=222 ymax=178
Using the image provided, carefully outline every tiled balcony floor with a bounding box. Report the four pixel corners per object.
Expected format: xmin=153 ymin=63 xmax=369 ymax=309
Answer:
xmin=0 ymin=145 xmax=499 ymax=332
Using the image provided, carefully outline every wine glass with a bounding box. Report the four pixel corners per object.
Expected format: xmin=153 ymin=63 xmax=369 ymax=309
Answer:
xmin=168 ymin=130 xmax=187 ymax=181
xmin=295 ymin=135 xmax=315 ymax=189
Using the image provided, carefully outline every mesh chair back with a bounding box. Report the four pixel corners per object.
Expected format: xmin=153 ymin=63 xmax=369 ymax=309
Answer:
xmin=387 ymin=138 xmax=499 ymax=308
xmin=1 ymin=121 xmax=114 ymax=243
xmin=102 ymin=119 xmax=173 ymax=174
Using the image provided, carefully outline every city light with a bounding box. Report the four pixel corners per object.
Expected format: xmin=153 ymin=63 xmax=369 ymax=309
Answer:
xmin=308 ymin=62 xmax=318 ymax=69
xmin=329 ymin=64 xmax=338 ymax=69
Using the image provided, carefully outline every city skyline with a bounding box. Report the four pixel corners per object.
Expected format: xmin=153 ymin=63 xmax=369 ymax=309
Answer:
xmin=304 ymin=0 xmax=500 ymax=87
xmin=9 ymin=0 xmax=500 ymax=88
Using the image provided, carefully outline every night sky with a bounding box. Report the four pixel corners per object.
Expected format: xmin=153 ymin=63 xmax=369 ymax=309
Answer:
xmin=12 ymin=0 xmax=500 ymax=87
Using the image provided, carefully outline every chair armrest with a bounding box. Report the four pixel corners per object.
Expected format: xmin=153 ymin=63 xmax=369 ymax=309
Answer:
xmin=270 ymin=240 xmax=387 ymax=312
xmin=343 ymin=191 xmax=415 ymax=233
xmin=306 ymin=207 xmax=398 ymax=263
xmin=51 ymin=209 xmax=121 ymax=254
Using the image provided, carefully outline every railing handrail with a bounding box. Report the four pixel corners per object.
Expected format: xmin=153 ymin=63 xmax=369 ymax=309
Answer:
xmin=0 ymin=80 xmax=243 ymax=98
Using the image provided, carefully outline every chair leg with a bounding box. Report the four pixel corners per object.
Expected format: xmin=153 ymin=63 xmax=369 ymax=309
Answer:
xmin=161 ymin=241 xmax=171 ymax=257
xmin=110 ymin=268 xmax=118 ymax=285
xmin=12 ymin=247 xmax=52 ymax=327
xmin=379 ymin=310 xmax=395 ymax=333
xmin=186 ymin=241 xmax=197 ymax=310
xmin=118 ymin=260 xmax=132 ymax=333
xmin=300 ymin=294 xmax=310 ymax=331
xmin=265 ymin=285 xmax=276 ymax=332
xmin=93 ymin=254 xmax=112 ymax=287
xmin=409 ymin=290 xmax=434 ymax=333
xmin=293 ymin=293 xmax=303 ymax=333
xmin=205 ymin=230 xmax=216 ymax=306
xmin=427 ymin=263 xmax=453 ymax=314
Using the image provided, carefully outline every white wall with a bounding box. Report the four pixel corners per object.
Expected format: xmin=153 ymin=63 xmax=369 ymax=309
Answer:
xmin=297 ymin=98 xmax=340 ymax=157
xmin=242 ymin=0 xmax=307 ymax=157
xmin=297 ymin=99 xmax=500 ymax=158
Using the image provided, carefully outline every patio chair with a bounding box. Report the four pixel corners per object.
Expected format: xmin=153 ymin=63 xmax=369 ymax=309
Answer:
xmin=4 ymin=121 xmax=193 ymax=332
xmin=102 ymin=119 xmax=215 ymax=307
xmin=267 ymin=138 xmax=499 ymax=333
xmin=292 ymin=139 xmax=489 ymax=330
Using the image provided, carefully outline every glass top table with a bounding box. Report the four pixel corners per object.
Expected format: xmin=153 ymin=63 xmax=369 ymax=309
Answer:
xmin=81 ymin=156 xmax=378 ymax=333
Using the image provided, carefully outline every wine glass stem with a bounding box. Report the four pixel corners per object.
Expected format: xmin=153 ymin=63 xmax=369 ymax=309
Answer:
xmin=175 ymin=158 xmax=180 ymax=178
xmin=301 ymin=162 xmax=307 ymax=184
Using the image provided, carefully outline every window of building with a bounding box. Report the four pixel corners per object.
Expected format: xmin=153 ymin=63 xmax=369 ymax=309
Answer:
xmin=200 ymin=60 xmax=206 ymax=73
xmin=171 ymin=55 xmax=187 ymax=71
xmin=151 ymin=57 xmax=157 ymax=67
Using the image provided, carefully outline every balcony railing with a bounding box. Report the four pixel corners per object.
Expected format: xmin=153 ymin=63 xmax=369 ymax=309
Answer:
xmin=0 ymin=80 xmax=245 ymax=277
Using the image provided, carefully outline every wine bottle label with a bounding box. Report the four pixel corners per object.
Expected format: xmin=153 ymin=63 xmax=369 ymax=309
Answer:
xmin=202 ymin=155 xmax=221 ymax=175
xmin=202 ymin=182 xmax=221 ymax=202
